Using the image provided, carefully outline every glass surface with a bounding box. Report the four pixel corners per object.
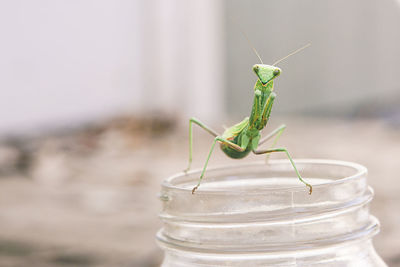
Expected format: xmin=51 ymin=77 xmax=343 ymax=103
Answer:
xmin=157 ymin=159 xmax=387 ymax=266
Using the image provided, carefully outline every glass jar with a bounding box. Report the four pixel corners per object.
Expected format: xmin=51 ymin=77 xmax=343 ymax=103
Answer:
xmin=157 ymin=159 xmax=387 ymax=266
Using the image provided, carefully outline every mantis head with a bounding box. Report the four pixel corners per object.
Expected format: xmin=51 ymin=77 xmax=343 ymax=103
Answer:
xmin=252 ymin=64 xmax=281 ymax=85
xmin=250 ymin=43 xmax=310 ymax=86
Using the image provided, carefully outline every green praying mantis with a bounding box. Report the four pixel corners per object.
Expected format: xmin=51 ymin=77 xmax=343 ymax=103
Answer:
xmin=184 ymin=42 xmax=312 ymax=195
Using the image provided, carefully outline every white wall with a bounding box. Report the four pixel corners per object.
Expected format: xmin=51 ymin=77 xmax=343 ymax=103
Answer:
xmin=0 ymin=0 xmax=225 ymax=135
xmin=226 ymin=0 xmax=400 ymax=117
xmin=3 ymin=0 xmax=396 ymax=136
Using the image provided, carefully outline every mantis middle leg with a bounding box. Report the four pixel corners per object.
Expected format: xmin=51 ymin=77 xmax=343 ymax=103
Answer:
xmin=192 ymin=136 xmax=245 ymax=194
xmin=185 ymin=117 xmax=219 ymax=173
xmin=252 ymin=147 xmax=312 ymax=194
xmin=259 ymin=124 xmax=286 ymax=162
xmin=259 ymin=124 xmax=286 ymax=146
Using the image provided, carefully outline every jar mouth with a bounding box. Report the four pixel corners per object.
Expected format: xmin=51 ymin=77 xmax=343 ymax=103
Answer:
xmin=158 ymin=159 xmax=378 ymax=253
xmin=162 ymin=159 xmax=367 ymax=195
xmin=160 ymin=159 xmax=370 ymax=223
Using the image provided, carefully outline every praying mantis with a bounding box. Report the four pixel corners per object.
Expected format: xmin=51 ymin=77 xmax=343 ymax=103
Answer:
xmin=184 ymin=43 xmax=312 ymax=195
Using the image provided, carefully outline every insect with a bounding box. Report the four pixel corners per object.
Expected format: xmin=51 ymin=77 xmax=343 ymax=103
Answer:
xmin=184 ymin=42 xmax=312 ymax=195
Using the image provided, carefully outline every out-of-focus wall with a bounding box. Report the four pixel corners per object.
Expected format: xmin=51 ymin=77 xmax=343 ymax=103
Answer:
xmin=1 ymin=0 xmax=399 ymax=136
xmin=226 ymin=0 xmax=400 ymax=118
xmin=0 ymin=0 xmax=225 ymax=135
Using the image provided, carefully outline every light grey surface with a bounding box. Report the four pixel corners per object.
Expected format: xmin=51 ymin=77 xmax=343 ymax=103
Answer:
xmin=0 ymin=117 xmax=398 ymax=266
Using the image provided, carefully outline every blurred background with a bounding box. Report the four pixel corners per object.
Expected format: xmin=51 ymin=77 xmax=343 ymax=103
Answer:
xmin=0 ymin=0 xmax=399 ymax=266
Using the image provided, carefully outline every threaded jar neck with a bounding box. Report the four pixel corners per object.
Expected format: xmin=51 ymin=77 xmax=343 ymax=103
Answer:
xmin=157 ymin=159 xmax=379 ymax=253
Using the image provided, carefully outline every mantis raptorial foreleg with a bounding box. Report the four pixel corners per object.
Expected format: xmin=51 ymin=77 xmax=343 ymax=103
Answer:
xmin=258 ymin=92 xmax=287 ymax=161
xmin=192 ymin=136 xmax=245 ymax=194
xmin=261 ymin=92 xmax=276 ymax=128
xmin=252 ymin=147 xmax=312 ymax=194
xmin=184 ymin=117 xmax=219 ymax=173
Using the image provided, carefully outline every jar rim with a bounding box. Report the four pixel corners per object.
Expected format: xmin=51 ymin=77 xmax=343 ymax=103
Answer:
xmin=158 ymin=159 xmax=378 ymax=253
xmin=161 ymin=159 xmax=367 ymax=195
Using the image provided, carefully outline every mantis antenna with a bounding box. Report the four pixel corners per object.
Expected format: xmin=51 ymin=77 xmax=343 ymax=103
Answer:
xmin=273 ymin=43 xmax=311 ymax=66
xmin=241 ymin=30 xmax=264 ymax=64
xmin=230 ymin=16 xmax=264 ymax=64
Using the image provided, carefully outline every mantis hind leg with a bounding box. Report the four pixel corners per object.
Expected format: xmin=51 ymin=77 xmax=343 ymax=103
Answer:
xmin=184 ymin=117 xmax=219 ymax=173
xmin=252 ymin=147 xmax=312 ymax=195
xmin=192 ymin=137 xmax=244 ymax=194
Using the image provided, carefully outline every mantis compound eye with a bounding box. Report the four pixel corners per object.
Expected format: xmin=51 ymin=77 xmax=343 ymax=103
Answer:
xmin=273 ymin=69 xmax=281 ymax=76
